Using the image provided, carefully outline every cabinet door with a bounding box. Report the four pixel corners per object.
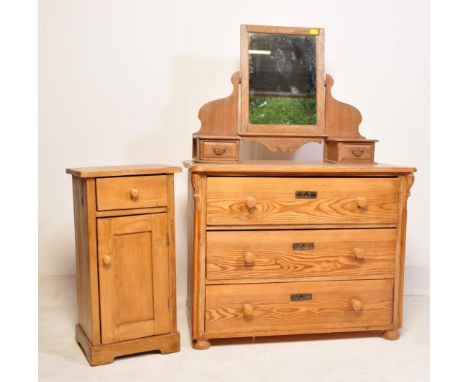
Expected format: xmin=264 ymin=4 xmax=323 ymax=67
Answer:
xmin=97 ymin=214 xmax=171 ymax=344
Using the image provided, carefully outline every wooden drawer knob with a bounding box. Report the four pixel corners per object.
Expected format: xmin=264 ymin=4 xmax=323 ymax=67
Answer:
xmin=243 ymin=303 xmax=254 ymax=317
xmin=212 ymin=146 xmax=226 ymax=156
xmin=353 ymin=247 xmax=366 ymax=261
xmin=102 ymin=255 xmax=112 ymax=266
xmin=350 ymin=299 xmax=363 ymax=311
xmin=352 ymin=148 xmax=364 ymax=157
xmin=245 ymin=196 xmax=257 ymax=211
xmin=356 ymin=196 xmax=367 ymax=209
xmin=244 ymin=251 xmax=255 ymax=266
xmin=129 ymin=188 xmax=139 ymax=200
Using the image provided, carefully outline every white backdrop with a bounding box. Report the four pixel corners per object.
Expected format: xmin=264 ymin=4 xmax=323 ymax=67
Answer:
xmin=39 ymin=0 xmax=429 ymax=295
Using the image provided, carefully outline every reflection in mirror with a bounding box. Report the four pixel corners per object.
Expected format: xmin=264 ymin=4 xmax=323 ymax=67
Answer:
xmin=248 ymin=33 xmax=317 ymax=125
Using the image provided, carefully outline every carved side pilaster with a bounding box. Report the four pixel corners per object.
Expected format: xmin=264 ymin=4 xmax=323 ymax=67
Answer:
xmin=191 ymin=173 xmax=201 ymax=211
xmin=406 ymin=173 xmax=415 ymax=199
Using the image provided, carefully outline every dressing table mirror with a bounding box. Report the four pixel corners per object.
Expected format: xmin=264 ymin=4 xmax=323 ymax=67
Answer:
xmin=192 ymin=24 xmax=376 ymax=161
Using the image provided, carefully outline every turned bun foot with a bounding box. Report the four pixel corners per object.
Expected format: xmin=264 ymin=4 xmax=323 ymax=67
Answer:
xmin=383 ymin=329 xmax=400 ymax=341
xmin=193 ymin=338 xmax=211 ymax=350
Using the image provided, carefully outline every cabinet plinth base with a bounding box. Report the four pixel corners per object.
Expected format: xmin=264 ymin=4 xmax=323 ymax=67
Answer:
xmin=75 ymin=325 xmax=180 ymax=366
xmin=192 ymin=338 xmax=211 ymax=350
xmin=382 ymin=329 xmax=400 ymax=341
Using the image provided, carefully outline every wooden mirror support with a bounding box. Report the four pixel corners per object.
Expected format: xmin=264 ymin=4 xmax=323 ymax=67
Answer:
xmin=323 ymin=74 xmax=377 ymax=163
xmin=192 ymin=25 xmax=377 ymax=163
xmin=192 ymin=72 xmax=241 ymax=162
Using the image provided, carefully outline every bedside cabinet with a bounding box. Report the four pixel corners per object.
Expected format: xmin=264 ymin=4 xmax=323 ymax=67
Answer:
xmin=66 ymin=165 xmax=181 ymax=365
xmin=184 ymin=161 xmax=415 ymax=349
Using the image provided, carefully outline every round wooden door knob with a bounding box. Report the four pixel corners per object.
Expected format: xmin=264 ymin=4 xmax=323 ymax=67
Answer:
xmin=350 ymin=299 xmax=363 ymax=311
xmin=243 ymin=303 xmax=254 ymax=317
xmin=353 ymin=247 xmax=366 ymax=261
xmin=245 ymin=196 xmax=257 ymax=210
xmin=130 ymin=188 xmax=139 ymax=200
xmin=102 ymin=255 xmax=112 ymax=266
xmin=356 ymin=196 xmax=367 ymax=209
xmin=244 ymin=251 xmax=255 ymax=266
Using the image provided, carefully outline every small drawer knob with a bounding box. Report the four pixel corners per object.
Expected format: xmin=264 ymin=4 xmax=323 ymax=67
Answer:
xmin=130 ymin=188 xmax=139 ymax=200
xmin=352 ymin=148 xmax=364 ymax=157
xmin=212 ymin=146 xmax=226 ymax=156
xmin=102 ymin=255 xmax=112 ymax=266
xmin=350 ymin=299 xmax=363 ymax=311
xmin=243 ymin=303 xmax=254 ymax=318
xmin=356 ymin=196 xmax=367 ymax=209
xmin=245 ymin=196 xmax=257 ymax=211
xmin=244 ymin=251 xmax=255 ymax=266
xmin=353 ymin=247 xmax=366 ymax=261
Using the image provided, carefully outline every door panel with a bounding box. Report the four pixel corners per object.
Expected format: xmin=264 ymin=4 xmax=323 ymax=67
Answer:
xmin=98 ymin=214 xmax=171 ymax=344
xmin=115 ymin=231 xmax=154 ymax=324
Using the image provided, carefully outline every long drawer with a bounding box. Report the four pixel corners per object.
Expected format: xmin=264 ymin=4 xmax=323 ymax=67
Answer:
xmin=206 ymin=229 xmax=396 ymax=281
xmin=206 ymin=177 xmax=399 ymax=226
xmin=205 ymin=279 xmax=393 ymax=335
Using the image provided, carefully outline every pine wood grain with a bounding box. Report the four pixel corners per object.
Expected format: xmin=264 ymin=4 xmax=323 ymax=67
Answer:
xmin=185 ymin=163 xmax=415 ymax=347
xmin=207 ymin=177 xmax=400 ymax=226
xmin=69 ymin=166 xmax=180 ymax=363
xmin=166 ymin=174 xmax=178 ymax=331
xmin=72 ymin=178 xmax=101 ymax=345
xmin=96 ymin=175 xmax=167 ymax=211
xmin=97 ymin=214 xmax=171 ymax=344
xmin=324 ymin=74 xmax=363 ymax=139
xmin=95 ymin=206 xmax=167 ymax=218
xmin=200 ymin=140 xmax=239 ymax=161
xmin=195 ymin=72 xmax=240 ymax=137
xmin=184 ymin=160 xmax=416 ymax=175
xmin=187 ymin=173 xmax=208 ymax=343
xmin=205 ymin=279 xmax=393 ymax=335
xmin=76 ymin=325 xmax=180 ymax=366
xmin=66 ymin=164 xmax=181 ymax=178
xmin=206 ymin=229 xmax=396 ymax=281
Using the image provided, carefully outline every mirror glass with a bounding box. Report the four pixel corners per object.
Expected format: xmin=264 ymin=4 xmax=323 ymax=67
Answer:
xmin=248 ymin=33 xmax=317 ymax=125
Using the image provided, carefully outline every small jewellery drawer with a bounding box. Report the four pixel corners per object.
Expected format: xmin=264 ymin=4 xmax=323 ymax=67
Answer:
xmin=205 ymin=279 xmax=393 ymax=335
xmin=96 ymin=175 xmax=167 ymax=211
xmin=341 ymin=143 xmax=374 ymax=162
xmin=206 ymin=229 xmax=396 ymax=281
xmin=200 ymin=140 xmax=239 ymax=161
xmin=206 ymin=177 xmax=400 ymax=226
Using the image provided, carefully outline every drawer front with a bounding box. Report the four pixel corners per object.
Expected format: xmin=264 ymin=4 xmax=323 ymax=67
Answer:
xmin=96 ymin=175 xmax=167 ymax=211
xmin=341 ymin=143 xmax=374 ymax=162
xmin=205 ymin=279 xmax=393 ymax=335
xmin=206 ymin=177 xmax=399 ymax=226
xmin=206 ymin=229 xmax=396 ymax=281
xmin=201 ymin=140 xmax=239 ymax=161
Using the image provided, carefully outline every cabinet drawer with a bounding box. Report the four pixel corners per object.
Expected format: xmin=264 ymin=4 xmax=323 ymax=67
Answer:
xmin=206 ymin=177 xmax=399 ymax=226
xmin=200 ymin=140 xmax=239 ymax=161
xmin=96 ymin=175 xmax=167 ymax=211
xmin=341 ymin=144 xmax=374 ymax=162
xmin=206 ymin=229 xmax=396 ymax=281
xmin=205 ymin=279 xmax=393 ymax=335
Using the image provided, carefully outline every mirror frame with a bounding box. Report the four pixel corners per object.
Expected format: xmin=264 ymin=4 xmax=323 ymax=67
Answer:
xmin=240 ymin=25 xmax=325 ymax=138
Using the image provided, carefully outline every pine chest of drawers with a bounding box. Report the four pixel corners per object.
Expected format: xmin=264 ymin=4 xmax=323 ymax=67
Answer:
xmin=184 ymin=161 xmax=415 ymax=349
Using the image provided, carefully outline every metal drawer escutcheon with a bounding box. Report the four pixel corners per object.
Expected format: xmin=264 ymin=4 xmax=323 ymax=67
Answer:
xmin=292 ymin=242 xmax=314 ymax=250
xmin=295 ymin=191 xmax=317 ymax=199
xmin=290 ymin=293 xmax=313 ymax=301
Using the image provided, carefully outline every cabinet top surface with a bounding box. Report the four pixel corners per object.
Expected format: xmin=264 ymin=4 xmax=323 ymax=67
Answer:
xmin=183 ymin=160 xmax=416 ymax=174
xmin=66 ymin=164 xmax=182 ymax=178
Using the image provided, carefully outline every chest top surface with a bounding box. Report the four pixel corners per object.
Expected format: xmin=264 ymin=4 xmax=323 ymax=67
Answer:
xmin=183 ymin=160 xmax=416 ymax=175
xmin=66 ymin=164 xmax=182 ymax=178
